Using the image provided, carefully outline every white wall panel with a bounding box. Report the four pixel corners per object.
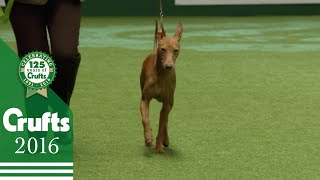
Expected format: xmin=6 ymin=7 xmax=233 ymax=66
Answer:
xmin=175 ymin=0 xmax=320 ymax=5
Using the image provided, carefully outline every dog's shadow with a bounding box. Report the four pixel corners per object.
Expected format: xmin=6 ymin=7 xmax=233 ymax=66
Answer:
xmin=142 ymin=145 xmax=182 ymax=158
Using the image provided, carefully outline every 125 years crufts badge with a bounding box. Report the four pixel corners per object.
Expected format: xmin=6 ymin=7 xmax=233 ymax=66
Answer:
xmin=19 ymin=51 xmax=56 ymax=98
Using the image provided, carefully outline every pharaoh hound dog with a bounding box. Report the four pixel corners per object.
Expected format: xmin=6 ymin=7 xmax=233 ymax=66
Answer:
xmin=140 ymin=21 xmax=183 ymax=153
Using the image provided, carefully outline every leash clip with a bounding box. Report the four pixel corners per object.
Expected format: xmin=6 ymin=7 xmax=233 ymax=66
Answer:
xmin=160 ymin=10 xmax=163 ymax=23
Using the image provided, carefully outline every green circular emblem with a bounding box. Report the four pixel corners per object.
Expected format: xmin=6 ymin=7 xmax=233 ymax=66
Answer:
xmin=19 ymin=51 xmax=56 ymax=90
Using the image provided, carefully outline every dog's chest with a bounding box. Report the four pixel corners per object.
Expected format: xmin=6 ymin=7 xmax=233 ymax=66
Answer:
xmin=153 ymin=76 xmax=176 ymax=102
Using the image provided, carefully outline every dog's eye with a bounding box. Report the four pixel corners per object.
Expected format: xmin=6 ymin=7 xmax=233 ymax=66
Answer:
xmin=161 ymin=48 xmax=166 ymax=52
xmin=174 ymin=49 xmax=179 ymax=53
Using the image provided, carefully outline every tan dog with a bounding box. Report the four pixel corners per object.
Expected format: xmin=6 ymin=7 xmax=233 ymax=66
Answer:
xmin=140 ymin=21 xmax=183 ymax=153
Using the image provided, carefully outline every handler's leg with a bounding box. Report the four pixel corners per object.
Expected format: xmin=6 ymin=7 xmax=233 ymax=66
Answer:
xmin=47 ymin=0 xmax=81 ymax=145
xmin=9 ymin=2 xmax=50 ymax=145
xmin=9 ymin=2 xmax=49 ymax=57
xmin=47 ymin=0 xmax=82 ymax=106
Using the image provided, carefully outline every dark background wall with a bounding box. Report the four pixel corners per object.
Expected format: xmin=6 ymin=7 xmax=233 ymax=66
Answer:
xmin=81 ymin=0 xmax=320 ymax=16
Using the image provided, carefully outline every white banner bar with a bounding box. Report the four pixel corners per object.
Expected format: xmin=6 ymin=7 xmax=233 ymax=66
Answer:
xmin=0 ymin=177 xmax=73 ymax=180
xmin=0 ymin=163 xmax=73 ymax=167
xmin=0 ymin=169 xmax=73 ymax=173
xmin=0 ymin=0 xmax=5 ymax=6
xmin=175 ymin=0 xmax=320 ymax=5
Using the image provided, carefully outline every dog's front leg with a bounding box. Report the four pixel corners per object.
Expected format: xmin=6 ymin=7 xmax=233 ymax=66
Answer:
xmin=163 ymin=99 xmax=173 ymax=148
xmin=163 ymin=124 xmax=169 ymax=148
xmin=156 ymin=103 xmax=172 ymax=153
xmin=140 ymin=98 xmax=153 ymax=147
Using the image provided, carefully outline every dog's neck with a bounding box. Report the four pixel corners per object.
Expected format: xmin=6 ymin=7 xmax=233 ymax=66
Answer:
xmin=154 ymin=52 xmax=163 ymax=73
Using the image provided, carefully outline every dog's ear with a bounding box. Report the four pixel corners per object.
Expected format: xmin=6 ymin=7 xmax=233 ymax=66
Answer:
xmin=158 ymin=22 xmax=166 ymax=39
xmin=174 ymin=22 xmax=183 ymax=41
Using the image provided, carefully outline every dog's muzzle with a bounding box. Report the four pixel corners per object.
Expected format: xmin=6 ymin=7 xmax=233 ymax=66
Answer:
xmin=164 ymin=64 xmax=174 ymax=71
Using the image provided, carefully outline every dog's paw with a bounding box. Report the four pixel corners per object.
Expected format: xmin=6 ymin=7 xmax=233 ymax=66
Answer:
xmin=156 ymin=144 xmax=165 ymax=154
xmin=156 ymin=147 xmax=165 ymax=154
xmin=163 ymin=137 xmax=169 ymax=147
xmin=144 ymin=130 xmax=153 ymax=147
xmin=145 ymin=139 xmax=153 ymax=147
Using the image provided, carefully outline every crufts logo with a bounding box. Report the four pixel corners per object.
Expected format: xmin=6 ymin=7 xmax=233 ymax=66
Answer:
xmin=2 ymin=108 xmax=70 ymax=132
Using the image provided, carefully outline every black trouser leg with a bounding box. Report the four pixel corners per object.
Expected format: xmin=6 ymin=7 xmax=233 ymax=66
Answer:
xmin=9 ymin=2 xmax=49 ymax=140
xmin=10 ymin=0 xmax=82 ymax=106
xmin=9 ymin=2 xmax=49 ymax=57
xmin=46 ymin=0 xmax=81 ymax=144
xmin=47 ymin=0 xmax=82 ymax=106
xmin=9 ymin=0 xmax=82 ymax=145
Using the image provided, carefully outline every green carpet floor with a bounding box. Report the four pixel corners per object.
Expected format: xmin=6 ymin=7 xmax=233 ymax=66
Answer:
xmin=1 ymin=16 xmax=320 ymax=179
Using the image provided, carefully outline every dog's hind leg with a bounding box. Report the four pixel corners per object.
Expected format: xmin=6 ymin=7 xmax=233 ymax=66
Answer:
xmin=156 ymin=102 xmax=172 ymax=153
xmin=140 ymin=98 xmax=153 ymax=147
